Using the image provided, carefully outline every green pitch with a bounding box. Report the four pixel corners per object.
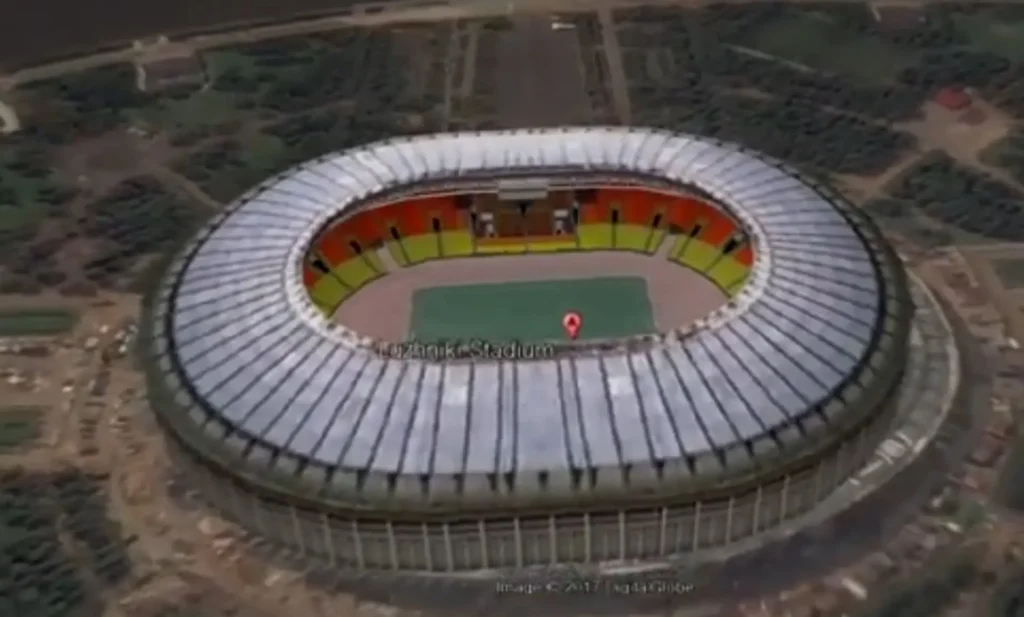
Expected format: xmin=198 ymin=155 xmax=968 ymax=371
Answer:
xmin=409 ymin=276 xmax=655 ymax=343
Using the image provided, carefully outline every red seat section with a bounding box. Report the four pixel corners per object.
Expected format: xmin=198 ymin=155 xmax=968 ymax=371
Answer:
xmin=699 ymin=209 xmax=738 ymax=246
xmin=429 ymin=196 xmax=466 ymax=231
xmin=597 ymin=188 xmax=662 ymax=225
xmin=663 ymin=196 xmax=704 ymax=232
xmin=302 ymin=264 xmax=320 ymax=287
xmin=315 ymin=223 xmax=355 ymax=265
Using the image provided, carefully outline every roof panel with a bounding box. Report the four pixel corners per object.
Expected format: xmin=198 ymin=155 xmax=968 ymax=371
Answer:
xmin=557 ymin=357 xmax=590 ymax=469
xmin=371 ymin=362 xmax=425 ymax=472
xmin=516 ymin=362 xmax=566 ymax=471
xmin=465 ymin=362 xmax=500 ymax=473
xmin=401 ymin=363 xmax=443 ymax=475
xmin=628 ymin=351 xmax=683 ymax=461
xmin=601 ymin=354 xmax=649 ymax=463
xmin=573 ymin=357 xmax=620 ymax=467
xmin=683 ymin=341 xmax=745 ymax=444
xmin=496 ymin=362 xmax=518 ymax=473
xmin=649 ymin=347 xmax=711 ymax=455
xmin=433 ymin=364 xmax=473 ymax=474
xmin=311 ymin=357 xmax=387 ymax=466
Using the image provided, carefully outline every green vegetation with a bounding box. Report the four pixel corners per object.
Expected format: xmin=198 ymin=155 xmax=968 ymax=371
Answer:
xmin=956 ymin=12 xmax=1024 ymax=62
xmin=0 ymin=407 xmax=44 ymax=452
xmin=996 ymin=433 xmax=1024 ymax=512
xmin=747 ymin=10 xmax=912 ymax=82
xmin=79 ymin=177 xmax=203 ymax=289
xmin=0 ymin=468 xmax=132 ymax=617
xmin=411 ymin=277 xmax=655 ymax=343
xmin=0 ymin=308 xmax=78 ymax=336
xmin=889 ymin=151 xmax=1024 ymax=242
xmin=850 ymin=547 xmax=979 ymax=617
xmin=980 ymin=130 xmax=1024 ymax=186
xmin=990 ymin=564 xmax=1024 ymax=617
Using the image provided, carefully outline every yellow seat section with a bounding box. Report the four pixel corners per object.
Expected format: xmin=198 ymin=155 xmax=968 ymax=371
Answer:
xmin=439 ymin=230 xmax=474 ymax=257
xmin=679 ymin=239 xmax=720 ymax=272
xmin=578 ymin=224 xmax=613 ymax=249
xmin=526 ymin=238 xmax=577 ymax=253
xmin=362 ymin=251 xmax=386 ymax=274
xmin=669 ymin=235 xmax=691 ymax=260
xmin=310 ymin=276 xmax=350 ymax=313
xmin=615 ymin=224 xmax=653 ymax=252
xmin=384 ymin=241 xmax=409 ymax=266
xmin=404 ymin=234 xmax=440 ymax=263
xmin=476 ymin=241 xmax=526 ymax=254
xmin=333 ymin=258 xmax=378 ymax=289
xmin=707 ymin=257 xmax=750 ymax=295
xmin=648 ymin=228 xmax=669 ymax=254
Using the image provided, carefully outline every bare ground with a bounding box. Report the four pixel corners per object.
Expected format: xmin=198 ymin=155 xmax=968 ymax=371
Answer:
xmin=332 ymin=251 xmax=727 ymax=341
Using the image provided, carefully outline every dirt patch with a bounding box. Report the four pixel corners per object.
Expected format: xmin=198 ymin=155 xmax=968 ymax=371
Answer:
xmin=332 ymin=251 xmax=727 ymax=341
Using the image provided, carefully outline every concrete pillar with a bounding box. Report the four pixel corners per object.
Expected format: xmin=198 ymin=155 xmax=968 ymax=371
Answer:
xmin=322 ymin=513 xmax=336 ymax=566
xmin=549 ymin=516 xmax=558 ymax=564
xmin=513 ymin=518 xmax=524 ymax=567
xmin=386 ymin=521 xmax=399 ymax=570
xmin=724 ymin=496 xmax=735 ymax=543
xmin=618 ymin=511 xmax=627 ymax=560
xmin=478 ymin=520 xmax=489 ymax=569
xmin=443 ymin=523 xmax=455 ymax=571
xmin=781 ymin=475 xmax=791 ymax=519
xmin=659 ymin=507 xmax=669 ymax=555
xmin=351 ymin=520 xmax=365 ymax=569
xmin=584 ymin=513 xmax=592 ymax=563
xmin=752 ymin=486 xmax=763 ymax=534
xmin=289 ymin=505 xmax=305 ymax=557
xmin=692 ymin=501 xmax=702 ymax=551
xmin=422 ymin=523 xmax=433 ymax=571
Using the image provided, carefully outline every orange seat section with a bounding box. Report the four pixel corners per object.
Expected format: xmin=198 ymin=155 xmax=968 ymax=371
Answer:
xmin=664 ymin=197 xmax=703 ymax=231
xmin=734 ymin=245 xmax=754 ymax=267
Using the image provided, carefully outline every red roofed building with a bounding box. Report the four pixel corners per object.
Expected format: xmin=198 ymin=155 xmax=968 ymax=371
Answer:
xmin=934 ymin=87 xmax=972 ymax=111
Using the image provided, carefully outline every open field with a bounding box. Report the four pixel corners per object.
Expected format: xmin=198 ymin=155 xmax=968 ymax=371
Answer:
xmin=0 ymin=308 xmax=79 ymax=336
xmin=0 ymin=406 xmax=44 ymax=451
xmin=334 ymin=251 xmax=726 ymax=342
xmin=410 ymin=276 xmax=654 ymax=342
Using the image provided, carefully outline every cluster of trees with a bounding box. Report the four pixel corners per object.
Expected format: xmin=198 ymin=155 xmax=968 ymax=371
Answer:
xmin=890 ymin=151 xmax=1024 ymax=242
xmin=850 ymin=549 xmax=979 ymax=617
xmin=77 ymin=177 xmax=201 ymax=289
xmin=0 ymin=467 xmax=129 ymax=617
xmin=648 ymin=88 xmax=914 ymax=175
xmin=211 ymin=30 xmax=411 ymax=116
xmin=174 ymin=108 xmax=416 ymax=202
xmin=18 ymin=65 xmax=149 ymax=144
xmin=991 ymin=565 xmax=1024 ymax=617
xmin=983 ymin=131 xmax=1024 ymax=185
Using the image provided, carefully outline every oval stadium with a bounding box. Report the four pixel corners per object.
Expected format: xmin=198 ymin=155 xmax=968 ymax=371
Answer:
xmin=142 ymin=127 xmax=913 ymax=573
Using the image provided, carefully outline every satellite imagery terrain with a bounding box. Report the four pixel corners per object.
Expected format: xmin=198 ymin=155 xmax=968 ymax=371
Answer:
xmin=2 ymin=2 xmax=1024 ymax=617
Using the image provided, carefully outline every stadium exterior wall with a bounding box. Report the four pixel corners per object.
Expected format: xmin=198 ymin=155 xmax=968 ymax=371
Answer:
xmin=156 ymin=395 xmax=898 ymax=571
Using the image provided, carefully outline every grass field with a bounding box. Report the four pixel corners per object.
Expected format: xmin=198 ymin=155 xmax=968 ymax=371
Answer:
xmin=748 ymin=11 xmax=911 ymax=83
xmin=0 ymin=308 xmax=79 ymax=336
xmin=0 ymin=406 xmax=44 ymax=452
xmin=409 ymin=276 xmax=655 ymax=343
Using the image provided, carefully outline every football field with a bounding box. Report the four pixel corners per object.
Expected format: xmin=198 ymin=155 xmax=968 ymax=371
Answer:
xmin=409 ymin=276 xmax=655 ymax=343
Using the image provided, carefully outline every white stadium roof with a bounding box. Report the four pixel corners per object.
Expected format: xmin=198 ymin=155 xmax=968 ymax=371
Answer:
xmin=146 ymin=127 xmax=910 ymax=508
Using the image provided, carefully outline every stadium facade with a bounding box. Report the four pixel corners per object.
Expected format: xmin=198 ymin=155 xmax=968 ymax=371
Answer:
xmin=142 ymin=128 xmax=912 ymax=572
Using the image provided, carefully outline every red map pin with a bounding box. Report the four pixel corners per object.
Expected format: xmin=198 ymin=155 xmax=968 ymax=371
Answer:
xmin=562 ymin=311 xmax=582 ymax=340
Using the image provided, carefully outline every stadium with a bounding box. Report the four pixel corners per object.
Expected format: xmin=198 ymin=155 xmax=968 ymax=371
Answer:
xmin=142 ymin=127 xmax=912 ymax=573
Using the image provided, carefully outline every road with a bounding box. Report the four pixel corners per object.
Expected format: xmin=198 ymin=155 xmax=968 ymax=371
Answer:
xmin=3 ymin=0 xmax=952 ymax=83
